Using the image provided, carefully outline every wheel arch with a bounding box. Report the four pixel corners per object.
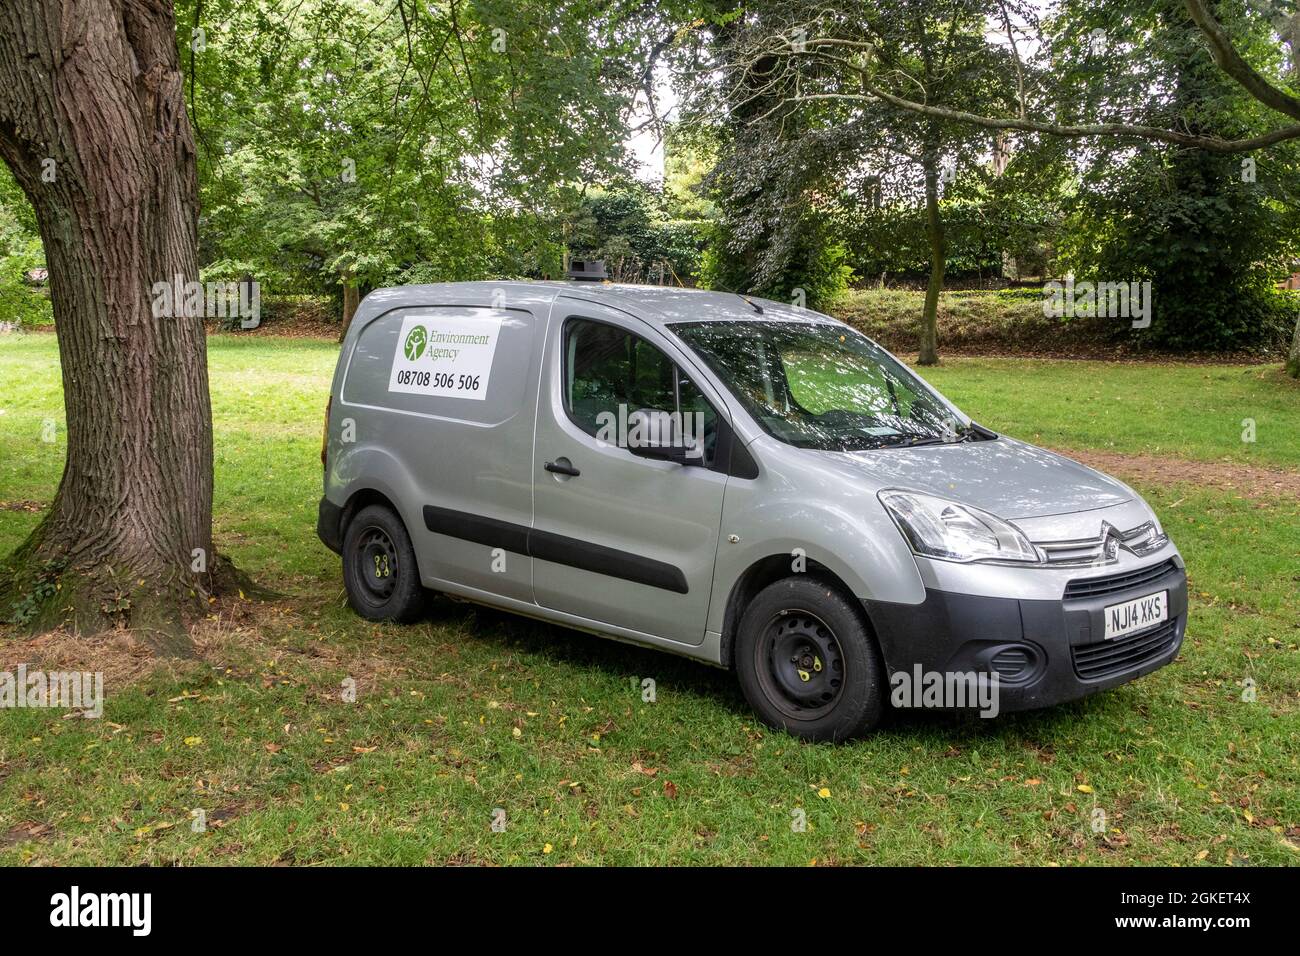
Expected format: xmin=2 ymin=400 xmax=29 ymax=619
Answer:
xmin=340 ymin=487 xmax=403 ymax=535
xmin=718 ymin=555 xmax=871 ymax=669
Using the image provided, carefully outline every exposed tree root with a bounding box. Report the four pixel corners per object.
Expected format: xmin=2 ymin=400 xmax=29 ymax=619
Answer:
xmin=0 ymin=525 xmax=267 ymax=658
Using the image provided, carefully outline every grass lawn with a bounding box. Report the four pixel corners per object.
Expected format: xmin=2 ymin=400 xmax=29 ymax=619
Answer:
xmin=919 ymin=359 xmax=1300 ymax=469
xmin=0 ymin=333 xmax=1297 ymax=866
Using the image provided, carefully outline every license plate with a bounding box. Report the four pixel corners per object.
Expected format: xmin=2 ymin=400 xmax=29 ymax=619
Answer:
xmin=1104 ymin=590 xmax=1168 ymax=640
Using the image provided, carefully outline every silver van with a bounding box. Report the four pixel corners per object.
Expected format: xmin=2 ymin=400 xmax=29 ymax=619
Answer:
xmin=318 ymin=277 xmax=1187 ymax=741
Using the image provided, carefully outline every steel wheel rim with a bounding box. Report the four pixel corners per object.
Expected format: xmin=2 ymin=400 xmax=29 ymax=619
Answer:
xmin=353 ymin=525 xmax=398 ymax=605
xmin=754 ymin=609 xmax=846 ymax=721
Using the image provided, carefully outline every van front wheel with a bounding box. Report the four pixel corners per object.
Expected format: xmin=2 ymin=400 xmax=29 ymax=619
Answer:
xmin=342 ymin=504 xmax=428 ymax=623
xmin=735 ymin=577 xmax=884 ymax=742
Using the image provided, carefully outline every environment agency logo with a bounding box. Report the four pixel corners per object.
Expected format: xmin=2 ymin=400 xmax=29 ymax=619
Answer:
xmin=404 ymin=325 xmax=427 ymax=361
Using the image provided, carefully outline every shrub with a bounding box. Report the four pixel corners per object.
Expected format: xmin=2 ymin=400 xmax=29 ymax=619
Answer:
xmin=0 ymin=246 xmax=52 ymax=329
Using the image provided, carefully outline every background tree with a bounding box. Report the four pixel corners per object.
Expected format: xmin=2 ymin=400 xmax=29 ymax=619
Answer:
xmin=0 ymin=166 xmax=51 ymax=329
xmin=684 ymin=0 xmax=1023 ymax=363
xmin=756 ymin=0 xmax=1300 ymax=369
xmin=1044 ymin=0 xmax=1300 ymax=351
xmin=564 ymin=180 xmax=708 ymax=283
xmin=678 ymin=5 xmax=856 ymax=310
xmin=184 ymin=0 xmax=671 ymax=324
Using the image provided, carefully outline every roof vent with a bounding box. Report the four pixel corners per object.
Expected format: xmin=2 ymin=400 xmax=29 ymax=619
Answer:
xmin=566 ymin=259 xmax=608 ymax=282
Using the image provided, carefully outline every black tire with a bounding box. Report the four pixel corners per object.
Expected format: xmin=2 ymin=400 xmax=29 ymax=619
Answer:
xmin=341 ymin=504 xmax=428 ymax=623
xmin=735 ymin=576 xmax=884 ymax=742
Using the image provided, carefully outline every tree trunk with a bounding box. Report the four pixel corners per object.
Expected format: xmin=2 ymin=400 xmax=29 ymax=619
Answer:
xmin=339 ymin=272 xmax=360 ymax=343
xmin=919 ymin=151 xmax=946 ymax=366
xmin=0 ymin=0 xmax=214 ymax=650
xmin=1281 ymin=13 xmax=1300 ymax=378
xmin=1287 ymin=307 xmax=1300 ymax=378
xmin=1288 ymin=12 xmax=1300 ymax=83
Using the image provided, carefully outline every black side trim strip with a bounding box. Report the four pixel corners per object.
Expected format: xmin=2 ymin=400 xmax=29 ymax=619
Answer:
xmin=529 ymin=528 xmax=688 ymax=594
xmin=421 ymin=505 xmax=689 ymax=594
xmin=423 ymin=505 xmax=529 ymax=555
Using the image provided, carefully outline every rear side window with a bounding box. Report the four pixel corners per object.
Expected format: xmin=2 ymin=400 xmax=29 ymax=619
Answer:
xmin=563 ymin=317 xmax=719 ymax=466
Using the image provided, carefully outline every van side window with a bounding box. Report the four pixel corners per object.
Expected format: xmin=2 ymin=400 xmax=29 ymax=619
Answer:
xmin=564 ymin=318 xmax=717 ymax=466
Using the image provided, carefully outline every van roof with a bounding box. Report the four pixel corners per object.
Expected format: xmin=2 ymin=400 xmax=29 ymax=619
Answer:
xmin=366 ymin=280 xmax=847 ymax=332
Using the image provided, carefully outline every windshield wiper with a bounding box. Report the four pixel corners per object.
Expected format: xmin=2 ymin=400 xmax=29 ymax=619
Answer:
xmin=878 ymin=435 xmax=948 ymax=448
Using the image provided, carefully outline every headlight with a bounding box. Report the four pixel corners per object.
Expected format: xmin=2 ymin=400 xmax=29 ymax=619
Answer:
xmin=878 ymin=490 xmax=1042 ymax=564
xmin=1144 ymin=504 xmax=1165 ymax=539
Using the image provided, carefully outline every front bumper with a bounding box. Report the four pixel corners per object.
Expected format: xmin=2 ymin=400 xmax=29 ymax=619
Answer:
xmin=862 ymin=557 xmax=1187 ymax=713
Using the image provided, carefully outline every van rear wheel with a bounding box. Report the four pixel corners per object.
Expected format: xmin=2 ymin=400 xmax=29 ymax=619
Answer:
xmin=342 ymin=504 xmax=428 ymax=623
xmin=735 ymin=577 xmax=884 ymax=742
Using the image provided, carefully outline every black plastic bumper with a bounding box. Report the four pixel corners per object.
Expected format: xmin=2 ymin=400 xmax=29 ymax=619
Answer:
xmin=317 ymin=497 xmax=344 ymax=554
xmin=862 ymin=560 xmax=1187 ymax=713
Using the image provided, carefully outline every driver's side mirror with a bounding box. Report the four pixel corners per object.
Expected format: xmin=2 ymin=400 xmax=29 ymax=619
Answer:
xmin=626 ymin=408 xmax=701 ymax=466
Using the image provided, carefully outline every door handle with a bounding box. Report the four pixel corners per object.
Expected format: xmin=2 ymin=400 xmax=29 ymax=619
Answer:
xmin=544 ymin=460 xmax=580 ymax=477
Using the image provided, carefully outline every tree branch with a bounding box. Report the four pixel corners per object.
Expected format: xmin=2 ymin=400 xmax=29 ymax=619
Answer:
xmin=757 ymin=0 xmax=1300 ymax=155
xmin=1183 ymin=0 xmax=1300 ymax=121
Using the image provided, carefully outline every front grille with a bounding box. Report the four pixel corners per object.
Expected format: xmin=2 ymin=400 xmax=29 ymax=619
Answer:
xmin=1064 ymin=559 xmax=1178 ymax=600
xmin=1071 ymin=619 xmax=1179 ymax=680
xmin=1037 ymin=521 xmax=1168 ymax=567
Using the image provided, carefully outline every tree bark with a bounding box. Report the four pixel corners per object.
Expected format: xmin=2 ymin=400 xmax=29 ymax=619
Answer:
xmin=1287 ymin=305 xmax=1300 ymax=378
xmin=1287 ymin=13 xmax=1300 ymax=378
xmin=919 ymin=150 xmax=945 ymax=366
xmin=1288 ymin=12 xmax=1300 ymax=83
xmin=339 ymin=272 xmax=360 ymax=343
xmin=0 ymin=0 xmax=213 ymax=650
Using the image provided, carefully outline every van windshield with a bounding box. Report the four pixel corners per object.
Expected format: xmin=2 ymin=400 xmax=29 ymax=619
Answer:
xmin=671 ymin=321 xmax=969 ymax=451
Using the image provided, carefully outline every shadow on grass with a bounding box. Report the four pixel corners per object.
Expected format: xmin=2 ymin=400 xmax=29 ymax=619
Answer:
xmin=422 ymin=595 xmax=742 ymax=699
xmin=882 ymin=695 xmax=1109 ymax=744
xmin=400 ymin=593 xmax=1117 ymax=748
